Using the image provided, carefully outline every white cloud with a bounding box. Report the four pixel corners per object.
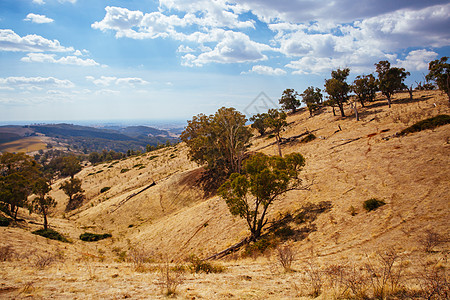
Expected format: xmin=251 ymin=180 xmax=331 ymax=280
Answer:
xmin=182 ymin=31 xmax=271 ymax=66
xmin=395 ymin=49 xmax=439 ymax=71
xmin=32 ymin=0 xmax=45 ymax=4
xmin=0 ymin=29 xmax=73 ymax=52
xmin=177 ymin=45 xmax=195 ymax=53
xmin=86 ymin=76 xmax=149 ymax=87
xmin=24 ymin=13 xmax=54 ymax=24
xmin=58 ymin=0 xmax=77 ymax=3
xmin=21 ymin=53 xmax=100 ymax=66
xmin=242 ymin=65 xmax=286 ymax=76
xmin=0 ymin=76 xmax=74 ymax=90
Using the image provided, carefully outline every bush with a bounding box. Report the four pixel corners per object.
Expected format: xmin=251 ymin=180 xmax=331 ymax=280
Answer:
xmin=120 ymin=168 xmax=130 ymax=173
xmin=277 ymin=245 xmax=295 ymax=272
xmin=0 ymin=245 xmax=15 ymax=261
xmin=300 ymin=133 xmax=316 ymax=143
xmin=100 ymin=186 xmax=111 ymax=193
xmin=363 ymin=198 xmax=386 ymax=212
xmin=79 ymin=232 xmax=112 ymax=242
xmin=32 ymin=228 xmax=69 ymax=242
xmin=188 ymin=255 xmax=224 ymax=274
xmin=243 ymin=237 xmax=277 ymax=257
xmin=400 ymin=114 xmax=450 ymax=135
xmin=0 ymin=215 xmax=12 ymax=227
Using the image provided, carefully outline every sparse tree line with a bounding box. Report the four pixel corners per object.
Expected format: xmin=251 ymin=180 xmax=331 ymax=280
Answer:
xmin=0 ymin=152 xmax=85 ymax=229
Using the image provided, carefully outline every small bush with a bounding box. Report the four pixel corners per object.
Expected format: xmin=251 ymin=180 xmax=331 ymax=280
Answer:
xmin=0 ymin=245 xmax=15 ymax=261
xmin=419 ymin=229 xmax=446 ymax=253
xmin=32 ymin=228 xmax=69 ymax=242
xmin=79 ymin=232 xmax=112 ymax=242
xmin=244 ymin=237 xmax=277 ymax=257
xmin=400 ymin=114 xmax=450 ymax=135
xmin=0 ymin=215 xmax=12 ymax=227
xmin=277 ymin=245 xmax=295 ymax=272
xmin=148 ymin=155 xmax=158 ymax=160
xmin=300 ymin=133 xmax=316 ymax=143
xmin=34 ymin=253 xmax=57 ymax=270
xmin=363 ymin=198 xmax=386 ymax=212
xmin=100 ymin=187 xmax=111 ymax=193
xmin=120 ymin=168 xmax=130 ymax=173
xmin=189 ymin=255 xmax=224 ymax=274
xmin=157 ymin=260 xmax=184 ymax=296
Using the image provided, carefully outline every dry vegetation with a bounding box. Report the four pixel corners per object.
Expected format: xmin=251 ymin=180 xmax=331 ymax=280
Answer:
xmin=1 ymin=90 xmax=449 ymax=299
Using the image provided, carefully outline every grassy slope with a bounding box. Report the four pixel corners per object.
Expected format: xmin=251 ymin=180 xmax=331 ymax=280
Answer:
xmin=1 ymin=90 xmax=449 ymax=298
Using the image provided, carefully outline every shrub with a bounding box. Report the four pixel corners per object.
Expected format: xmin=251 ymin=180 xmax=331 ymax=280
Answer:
xmin=0 ymin=215 xmax=12 ymax=227
xmin=188 ymin=255 xmax=224 ymax=274
xmin=419 ymin=229 xmax=446 ymax=253
xmin=0 ymin=245 xmax=15 ymax=261
xmin=399 ymin=114 xmax=450 ymax=135
xmin=79 ymin=232 xmax=112 ymax=242
xmin=34 ymin=253 xmax=57 ymax=270
xmin=243 ymin=237 xmax=277 ymax=257
xmin=157 ymin=260 xmax=184 ymax=296
xmin=300 ymin=133 xmax=316 ymax=143
xmin=363 ymin=198 xmax=386 ymax=212
xmin=100 ymin=187 xmax=111 ymax=193
xmin=32 ymin=228 xmax=69 ymax=242
xmin=277 ymin=245 xmax=295 ymax=272
xmin=120 ymin=168 xmax=130 ymax=173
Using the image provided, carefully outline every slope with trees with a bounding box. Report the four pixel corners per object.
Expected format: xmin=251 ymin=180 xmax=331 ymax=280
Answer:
xmin=375 ymin=60 xmax=410 ymax=108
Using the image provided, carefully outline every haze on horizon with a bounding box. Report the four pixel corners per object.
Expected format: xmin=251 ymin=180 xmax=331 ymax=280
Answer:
xmin=0 ymin=0 xmax=449 ymax=123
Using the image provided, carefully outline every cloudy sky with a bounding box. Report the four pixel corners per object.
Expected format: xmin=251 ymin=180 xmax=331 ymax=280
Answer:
xmin=0 ymin=0 xmax=449 ymax=124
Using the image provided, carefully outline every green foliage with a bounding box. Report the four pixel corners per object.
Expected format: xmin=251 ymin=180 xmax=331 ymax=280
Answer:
xmin=301 ymin=86 xmax=323 ymax=117
xmin=375 ymin=60 xmax=410 ymax=107
xmin=0 ymin=215 xmax=12 ymax=226
xmin=249 ymin=113 xmax=269 ymax=136
xmin=218 ymin=152 xmax=305 ymax=241
xmin=399 ymin=114 xmax=450 ymax=135
xmin=120 ymin=168 xmax=130 ymax=173
xmin=325 ymin=68 xmax=351 ymax=117
xmin=265 ymin=109 xmax=287 ymax=156
xmin=243 ymin=237 xmax=277 ymax=257
xmin=79 ymin=232 xmax=112 ymax=242
xmin=60 ymin=178 xmax=85 ymax=211
xmin=300 ymin=133 xmax=316 ymax=143
xmin=31 ymin=178 xmax=56 ymax=230
xmin=352 ymin=74 xmax=378 ymax=107
xmin=279 ymin=88 xmax=301 ymax=113
xmin=363 ymin=198 xmax=386 ymax=211
xmin=32 ymin=228 xmax=69 ymax=242
xmin=426 ymin=56 xmax=449 ymax=101
xmin=100 ymin=186 xmax=111 ymax=193
xmin=188 ymin=255 xmax=224 ymax=273
xmin=181 ymin=107 xmax=252 ymax=177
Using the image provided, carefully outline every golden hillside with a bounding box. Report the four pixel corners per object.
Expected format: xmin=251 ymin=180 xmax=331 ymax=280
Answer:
xmin=1 ymin=90 xmax=449 ymax=299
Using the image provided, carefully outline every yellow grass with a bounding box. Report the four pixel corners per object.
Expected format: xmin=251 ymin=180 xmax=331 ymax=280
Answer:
xmin=0 ymin=137 xmax=47 ymax=153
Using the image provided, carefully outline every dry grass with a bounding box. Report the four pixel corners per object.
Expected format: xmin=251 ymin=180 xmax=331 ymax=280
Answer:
xmin=0 ymin=90 xmax=449 ymax=298
xmin=0 ymin=136 xmax=47 ymax=153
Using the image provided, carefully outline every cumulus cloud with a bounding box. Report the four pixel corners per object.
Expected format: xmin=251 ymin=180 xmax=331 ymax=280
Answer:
xmin=86 ymin=76 xmax=149 ymax=87
xmin=0 ymin=76 xmax=74 ymax=90
xmin=24 ymin=13 xmax=54 ymax=24
xmin=177 ymin=45 xmax=195 ymax=53
xmin=21 ymin=53 xmax=100 ymax=66
xmin=0 ymin=29 xmax=73 ymax=52
xmin=32 ymin=0 xmax=45 ymax=4
xmin=395 ymin=50 xmax=439 ymax=71
xmin=242 ymin=65 xmax=287 ymax=76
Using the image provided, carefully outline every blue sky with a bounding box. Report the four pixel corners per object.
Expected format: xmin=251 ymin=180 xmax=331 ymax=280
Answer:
xmin=0 ymin=0 xmax=449 ymax=123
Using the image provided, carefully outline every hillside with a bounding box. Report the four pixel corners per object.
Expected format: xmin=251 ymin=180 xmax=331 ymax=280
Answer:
xmin=1 ymin=90 xmax=449 ymax=299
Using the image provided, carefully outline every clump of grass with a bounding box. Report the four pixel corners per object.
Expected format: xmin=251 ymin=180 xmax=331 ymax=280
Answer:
xmin=363 ymin=198 xmax=386 ymax=212
xmin=32 ymin=228 xmax=69 ymax=242
xmin=243 ymin=237 xmax=278 ymax=257
xmin=188 ymin=255 xmax=224 ymax=273
xmin=79 ymin=232 xmax=112 ymax=242
xmin=100 ymin=186 xmax=111 ymax=193
xmin=399 ymin=114 xmax=450 ymax=135
xmin=0 ymin=245 xmax=15 ymax=261
xmin=0 ymin=215 xmax=12 ymax=227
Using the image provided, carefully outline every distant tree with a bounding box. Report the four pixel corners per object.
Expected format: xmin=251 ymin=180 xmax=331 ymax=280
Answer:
xmin=352 ymin=74 xmax=378 ymax=107
xmin=0 ymin=153 xmax=41 ymax=219
xmin=46 ymin=155 xmax=82 ymax=179
xmin=31 ymin=178 xmax=56 ymax=230
xmin=301 ymin=86 xmax=323 ymax=117
xmin=325 ymin=68 xmax=351 ymax=117
xmin=249 ymin=113 xmax=269 ymax=136
xmin=60 ymin=178 xmax=84 ymax=211
xmin=181 ymin=107 xmax=252 ymax=178
xmin=375 ymin=60 xmax=410 ymax=108
xmin=279 ymin=89 xmax=301 ymax=113
xmin=266 ymin=109 xmax=287 ymax=157
xmin=88 ymin=152 xmax=101 ymax=164
xmin=218 ymin=152 xmax=306 ymax=241
xmin=426 ymin=56 xmax=450 ymax=103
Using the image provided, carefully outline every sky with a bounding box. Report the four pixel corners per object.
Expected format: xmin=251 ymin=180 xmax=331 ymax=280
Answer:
xmin=0 ymin=0 xmax=449 ymax=124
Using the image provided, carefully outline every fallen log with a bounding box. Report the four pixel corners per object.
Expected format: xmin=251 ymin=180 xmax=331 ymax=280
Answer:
xmin=204 ymin=237 xmax=249 ymax=260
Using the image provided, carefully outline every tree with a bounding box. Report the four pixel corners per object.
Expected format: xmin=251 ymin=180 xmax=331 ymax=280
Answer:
xmin=181 ymin=107 xmax=252 ymax=178
xmin=249 ymin=113 xmax=269 ymax=136
xmin=0 ymin=153 xmax=41 ymax=219
xmin=301 ymin=86 xmax=323 ymax=117
xmin=279 ymin=89 xmax=301 ymax=113
xmin=218 ymin=152 xmax=306 ymax=241
xmin=46 ymin=155 xmax=82 ymax=179
xmin=60 ymin=178 xmax=84 ymax=211
xmin=426 ymin=56 xmax=450 ymax=103
xmin=352 ymin=74 xmax=378 ymax=107
xmin=325 ymin=68 xmax=351 ymax=117
xmin=375 ymin=60 xmax=410 ymax=108
xmin=31 ymin=178 xmax=56 ymax=230
xmin=266 ymin=109 xmax=287 ymax=157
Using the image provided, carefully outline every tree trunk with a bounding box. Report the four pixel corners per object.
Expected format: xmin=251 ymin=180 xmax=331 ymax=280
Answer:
xmin=276 ymin=134 xmax=282 ymax=157
xmin=43 ymin=213 xmax=48 ymax=230
xmin=338 ymin=103 xmax=346 ymax=117
xmin=387 ymin=94 xmax=392 ymax=108
xmin=332 ymin=106 xmax=336 ymax=116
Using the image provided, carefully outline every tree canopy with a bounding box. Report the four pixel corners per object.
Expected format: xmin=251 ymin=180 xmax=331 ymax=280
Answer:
xmin=249 ymin=113 xmax=269 ymax=136
xmin=375 ymin=60 xmax=410 ymax=108
xmin=325 ymin=68 xmax=351 ymax=117
xmin=32 ymin=178 xmax=56 ymax=230
xmin=180 ymin=107 xmax=252 ymax=179
xmin=265 ymin=109 xmax=287 ymax=157
xmin=352 ymin=74 xmax=378 ymax=107
xmin=301 ymin=86 xmax=323 ymax=117
xmin=218 ymin=152 xmax=306 ymax=241
xmin=279 ymin=89 xmax=301 ymax=113
xmin=426 ymin=56 xmax=450 ymax=103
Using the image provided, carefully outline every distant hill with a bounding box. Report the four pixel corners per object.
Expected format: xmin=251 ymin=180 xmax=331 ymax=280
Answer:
xmin=0 ymin=123 xmax=179 ymax=153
